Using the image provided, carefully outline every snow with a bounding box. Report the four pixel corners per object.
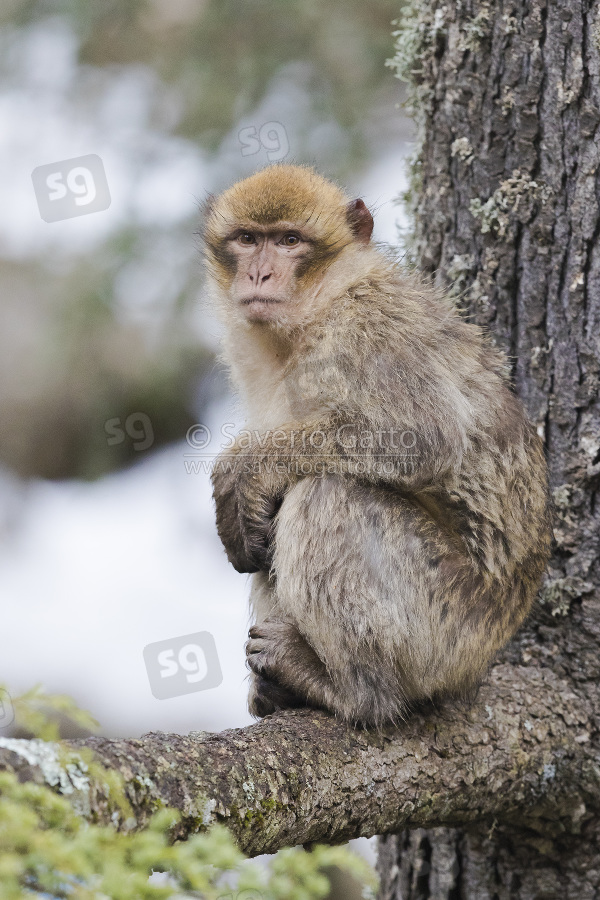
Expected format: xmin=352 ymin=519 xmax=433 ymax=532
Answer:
xmin=0 ymin=397 xmax=254 ymax=736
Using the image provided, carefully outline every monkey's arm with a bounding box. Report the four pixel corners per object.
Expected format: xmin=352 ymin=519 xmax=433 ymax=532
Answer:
xmin=274 ymin=332 xmax=472 ymax=493
xmin=212 ymin=440 xmax=284 ymax=573
xmin=212 ymin=403 xmax=468 ymax=571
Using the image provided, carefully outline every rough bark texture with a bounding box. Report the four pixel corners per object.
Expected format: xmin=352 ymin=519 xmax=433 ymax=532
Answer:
xmin=0 ymin=663 xmax=597 ymax=858
xmin=382 ymin=0 xmax=600 ymax=894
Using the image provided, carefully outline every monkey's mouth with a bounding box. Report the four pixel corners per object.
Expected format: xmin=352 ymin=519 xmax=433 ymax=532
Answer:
xmin=241 ymin=296 xmax=284 ymax=305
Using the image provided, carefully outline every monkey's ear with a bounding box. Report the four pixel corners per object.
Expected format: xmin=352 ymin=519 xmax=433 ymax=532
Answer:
xmin=346 ymin=199 xmax=374 ymax=244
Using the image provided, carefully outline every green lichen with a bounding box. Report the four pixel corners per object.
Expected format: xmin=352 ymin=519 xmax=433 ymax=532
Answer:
xmin=470 ymin=170 xmax=552 ymax=237
xmin=592 ymin=7 xmax=600 ymax=53
xmin=501 ymin=14 xmax=519 ymax=35
xmin=396 ymin=148 xmax=424 ymax=262
xmin=500 ymin=86 xmax=516 ymax=115
xmin=531 ymin=339 xmax=554 ymax=369
xmin=387 ymin=0 xmax=448 ymax=117
xmin=386 ymin=0 xmax=448 ymax=253
xmin=446 ymin=253 xmax=475 ymax=296
xmin=460 ymin=6 xmax=491 ymax=52
xmin=552 ymin=484 xmax=571 ymax=509
xmin=467 ymin=273 xmax=491 ymax=313
xmin=451 ymin=137 xmax=474 ymax=164
xmin=580 ymin=432 xmax=600 ymax=460
xmin=540 ymin=575 xmax=593 ymax=617
xmin=229 ymin=796 xmax=287 ymax=833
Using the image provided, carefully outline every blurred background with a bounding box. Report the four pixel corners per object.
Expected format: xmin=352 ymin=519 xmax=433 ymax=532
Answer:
xmin=0 ymin=0 xmax=414 ymax=748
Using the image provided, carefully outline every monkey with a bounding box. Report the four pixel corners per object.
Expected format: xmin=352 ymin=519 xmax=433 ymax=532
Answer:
xmin=202 ymin=164 xmax=552 ymax=727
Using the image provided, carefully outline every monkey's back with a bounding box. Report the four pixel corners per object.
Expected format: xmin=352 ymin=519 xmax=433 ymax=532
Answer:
xmin=267 ymin=264 xmax=552 ymax=714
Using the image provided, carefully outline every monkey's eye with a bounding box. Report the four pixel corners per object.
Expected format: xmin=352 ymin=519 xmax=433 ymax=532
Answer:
xmin=238 ymin=232 xmax=256 ymax=245
xmin=280 ymin=233 xmax=301 ymax=247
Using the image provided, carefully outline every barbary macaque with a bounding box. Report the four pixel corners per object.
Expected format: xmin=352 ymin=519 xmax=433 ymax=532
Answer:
xmin=203 ymin=164 xmax=552 ymax=726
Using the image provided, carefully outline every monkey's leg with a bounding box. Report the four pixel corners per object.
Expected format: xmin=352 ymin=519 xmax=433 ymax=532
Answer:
xmin=244 ymin=476 xmax=409 ymax=725
xmin=246 ymin=618 xmax=339 ymax=716
xmin=245 ymin=611 xmax=406 ymax=726
xmin=247 ymin=475 xmax=478 ymax=727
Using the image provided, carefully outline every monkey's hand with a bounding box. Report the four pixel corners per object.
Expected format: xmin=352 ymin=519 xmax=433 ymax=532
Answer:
xmin=211 ymin=446 xmax=286 ymax=573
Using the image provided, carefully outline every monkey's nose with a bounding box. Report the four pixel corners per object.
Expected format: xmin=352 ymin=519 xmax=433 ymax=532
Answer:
xmin=249 ymin=270 xmax=272 ymax=286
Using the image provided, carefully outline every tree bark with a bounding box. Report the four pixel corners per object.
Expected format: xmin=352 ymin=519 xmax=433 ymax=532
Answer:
xmin=383 ymin=0 xmax=600 ymax=894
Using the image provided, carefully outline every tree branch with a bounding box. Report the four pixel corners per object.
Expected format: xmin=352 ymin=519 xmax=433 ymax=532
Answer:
xmin=0 ymin=664 xmax=596 ymax=857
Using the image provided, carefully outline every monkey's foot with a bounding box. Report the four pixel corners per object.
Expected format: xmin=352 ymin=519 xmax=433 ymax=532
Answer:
xmin=246 ymin=620 xmax=304 ymax=684
xmin=248 ymin=674 xmax=305 ymax=718
xmin=246 ymin=618 xmax=332 ymax=715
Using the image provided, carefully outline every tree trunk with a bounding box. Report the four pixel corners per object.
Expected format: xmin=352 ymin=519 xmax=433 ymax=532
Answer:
xmin=382 ymin=0 xmax=600 ymax=895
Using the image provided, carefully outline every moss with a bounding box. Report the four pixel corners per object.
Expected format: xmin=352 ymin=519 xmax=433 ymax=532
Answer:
xmin=0 ymin=767 xmax=378 ymax=898
xmin=229 ymin=796 xmax=287 ymax=833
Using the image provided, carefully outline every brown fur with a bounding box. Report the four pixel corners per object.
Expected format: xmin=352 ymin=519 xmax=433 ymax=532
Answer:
xmin=204 ymin=164 xmax=553 ymax=727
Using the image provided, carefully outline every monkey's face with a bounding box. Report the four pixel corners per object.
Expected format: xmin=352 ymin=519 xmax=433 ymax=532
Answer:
xmin=203 ymin=165 xmax=374 ymax=328
xmin=224 ymin=223 xmax=318 ymax=323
